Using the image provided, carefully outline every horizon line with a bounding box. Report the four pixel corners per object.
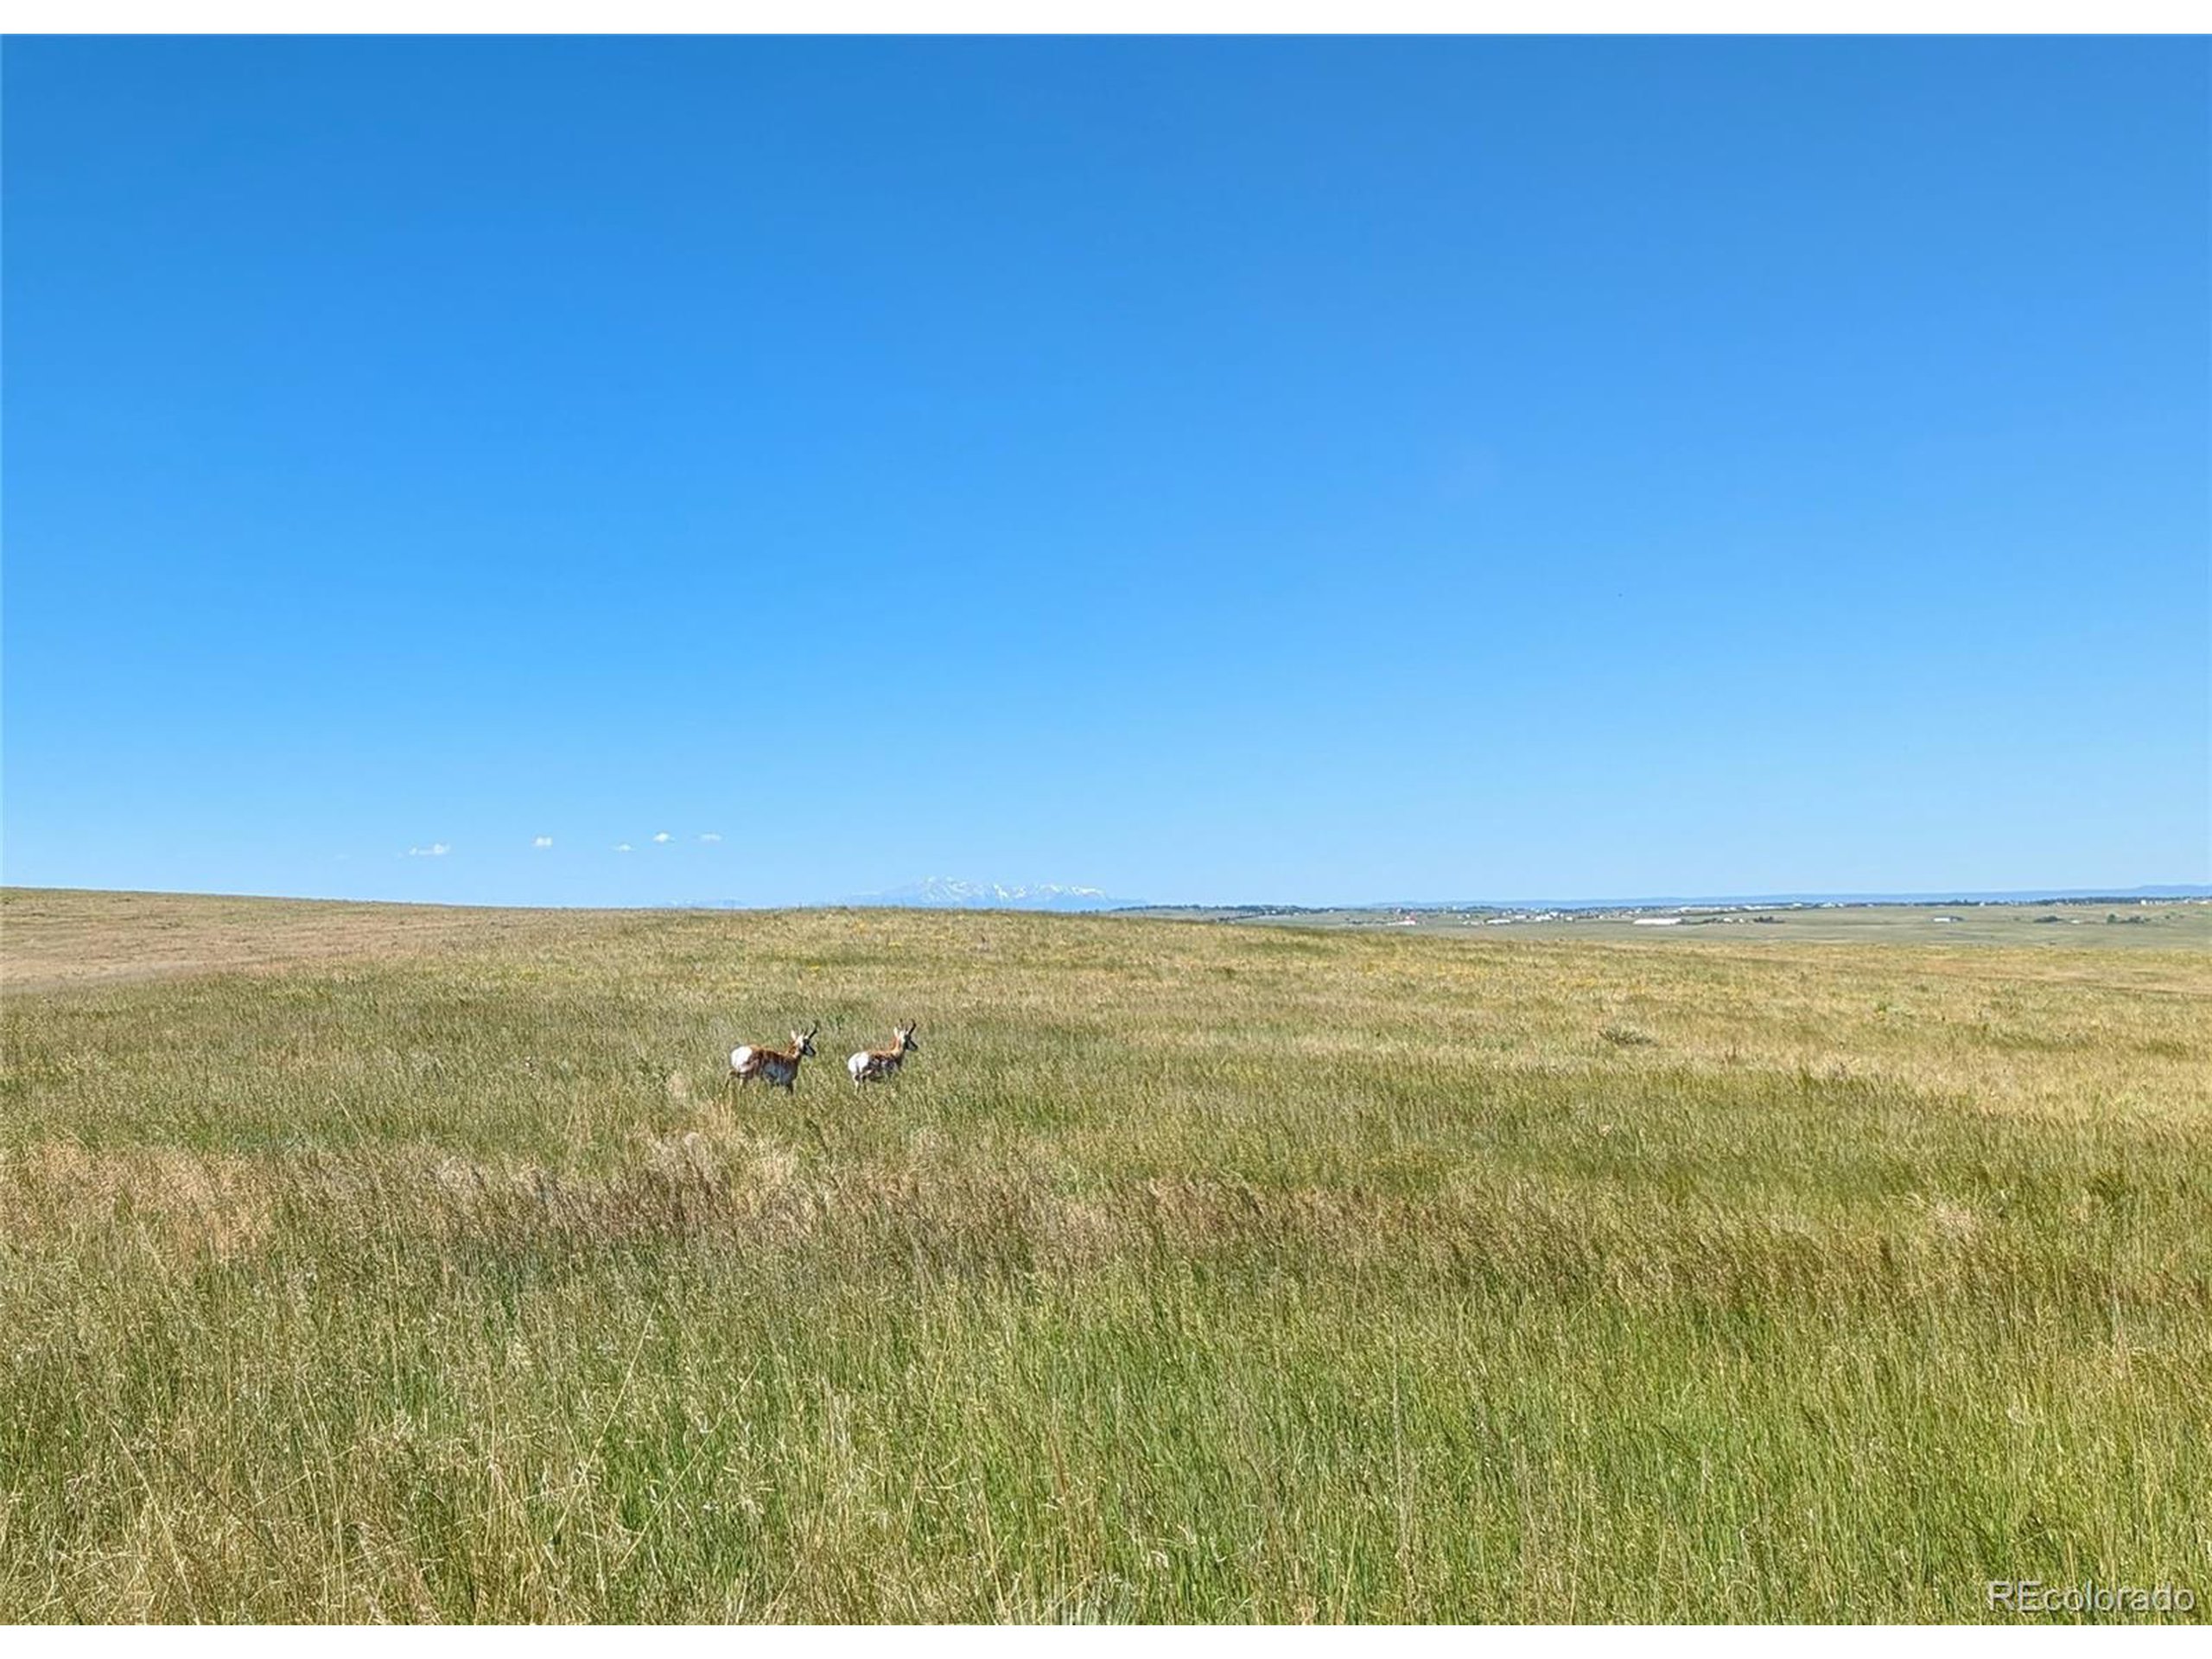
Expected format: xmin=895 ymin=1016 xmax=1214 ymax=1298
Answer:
xmin=4 ymin=880 xmax=2206 ymax=917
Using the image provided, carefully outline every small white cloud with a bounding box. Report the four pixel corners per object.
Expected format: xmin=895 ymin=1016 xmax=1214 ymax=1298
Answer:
xmin=406 ymin=843 xmax=450 ymax=858
xmin=613 ymin=842 xmax=633 ymax=854
xmin=652 ymin=831 xmax=671 ymax=844
xmin=698 ymin=832 xmax=722 ymax=843
xmin=531 ymin=836 xmax=554 ymax=849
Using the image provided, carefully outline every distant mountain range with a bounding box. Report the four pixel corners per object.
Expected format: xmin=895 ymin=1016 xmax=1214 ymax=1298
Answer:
xmin=842 ymin=877 xmax=1144 ymax=912
xmin=666 ymin=880 xmax=2203 ymax=916
xmin=1360 ymin=884 xmax=2212 ymax=912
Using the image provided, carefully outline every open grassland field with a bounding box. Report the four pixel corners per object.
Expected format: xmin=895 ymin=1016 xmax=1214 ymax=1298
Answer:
xmin=3 ymin=887 xmax=2209 ymax=1622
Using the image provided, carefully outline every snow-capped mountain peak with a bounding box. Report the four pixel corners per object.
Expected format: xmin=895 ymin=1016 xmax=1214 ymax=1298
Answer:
xmin=845 ymin=877 xmax=1138 ymax=911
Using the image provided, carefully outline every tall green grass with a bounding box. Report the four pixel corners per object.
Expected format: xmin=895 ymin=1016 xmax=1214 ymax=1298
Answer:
xmin=2 ymin=890 xmax=2207 ymax=1620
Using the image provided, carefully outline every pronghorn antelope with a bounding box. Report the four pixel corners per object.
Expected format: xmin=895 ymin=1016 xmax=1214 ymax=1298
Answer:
xmin=847 ymin=1021 xmax=919 ymax=1086
xmin=728 ymin=1025 xmax=817 ymax=1092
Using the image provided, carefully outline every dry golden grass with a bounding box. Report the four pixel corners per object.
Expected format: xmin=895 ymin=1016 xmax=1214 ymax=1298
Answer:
xmin=3 ymin=887 xmax=2208 ymax=1621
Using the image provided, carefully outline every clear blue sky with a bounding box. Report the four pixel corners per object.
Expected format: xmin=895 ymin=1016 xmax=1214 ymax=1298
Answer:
xmin=4 ymin=37 xmax=2206 ymax=907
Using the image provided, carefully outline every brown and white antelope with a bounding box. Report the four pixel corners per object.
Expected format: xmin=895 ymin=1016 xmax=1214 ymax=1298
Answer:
xmin=847 ymin=1021 xmax=918 ymax=1085
xmin=729 ymin=1025 xmax=817 ymax=1092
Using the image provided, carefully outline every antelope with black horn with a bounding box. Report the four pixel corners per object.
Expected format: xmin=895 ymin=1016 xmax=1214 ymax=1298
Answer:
xmin=847 ymin=1020 xmax=919 ymax=1086
xmin=729 ymin=1024 xmax=818 ymax=1092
